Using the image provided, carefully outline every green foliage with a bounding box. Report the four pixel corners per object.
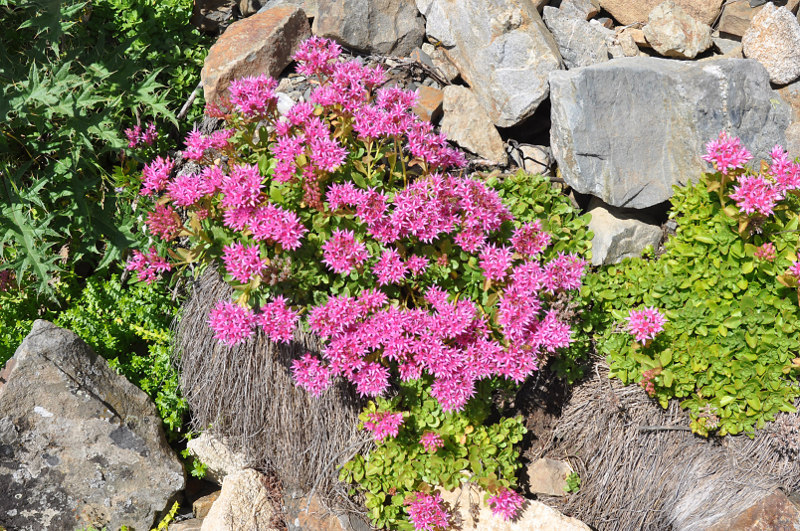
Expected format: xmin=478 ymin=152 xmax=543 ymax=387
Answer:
xmin=340 ymin=379 xmax=526 ymax=530
xmin=151 ymin=501 xmax=180 ymax=531
xmin=0 ymin=0 xmax=208 ymax=295
xmin=588 ymin=175 xmax=800 ymax=436
xmin=564 ymin=471 xmax=581 ymax=494
xmin=55 ymin=273 xmax=187 ymax=438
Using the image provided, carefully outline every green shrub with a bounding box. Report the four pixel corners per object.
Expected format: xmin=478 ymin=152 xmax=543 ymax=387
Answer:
xmin=588 ymin=165 xmax=800 ymax=436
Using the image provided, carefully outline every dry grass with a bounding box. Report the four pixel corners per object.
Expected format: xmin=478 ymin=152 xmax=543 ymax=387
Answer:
xmin=173 ymin=268 xmax=371 ymax=517
xmin=539 ymin=359 xmax=800 ymax=530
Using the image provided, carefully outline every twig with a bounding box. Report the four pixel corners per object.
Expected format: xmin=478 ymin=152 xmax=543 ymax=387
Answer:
xmin=637 ymin=425 xmax=692 ymax=432
xmin=177 ymin=81 xmax=203 ymax=121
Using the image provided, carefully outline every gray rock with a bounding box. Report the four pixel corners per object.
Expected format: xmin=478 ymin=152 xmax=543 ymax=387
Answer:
xmin=520 ymin=144 xmax=554 ymax=175
xmin=417 ymin=0 xmax=455 ymax=46
xmin=0 ymin=321 xmax=185 ymax=531
xmin=440 ymin=85 xmax=508 ymax=165
xmin=786 ymin=122 xmax=800 ymax=160
xmin=543 ymin=6 xmax=616 ymax=69
xmin=527 ymin=458 xmax=574 ymax=497
xmin=550 ymin=57 xmax=791 ymax=209
xmin=258 ymin=0 xmax=318 ymax=19
xmin=615 ymin=28 xmax=641 ymax=57
xmin=560 ymin=0 xmax=601 ymax=20
xmin=313 ymin=0 xmax=425 ymax=56
xmin=421 ymin=0 xmax=562 ymax=128
xmin=643 ymin=0 xmax=713 ymax=59
xmin=588 ymin=200 xmax=663 ymax=265
xmin=421 ymin=42 xmax=460 ymax=81
xmin=201 ymin=469 xmax=279 ymax=531
xmin=192 ymin=0 xmax=236 ymax=33
xmin=713 ymin=36 xmax=744 ymax=57
xmin=187 ymin=432 xmax=255 ymax=486
xmin=742 ymin=3 xmax=800 ymax=85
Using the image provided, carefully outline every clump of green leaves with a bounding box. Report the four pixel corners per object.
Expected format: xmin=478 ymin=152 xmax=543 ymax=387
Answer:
xmin=588 ymin=172 xmax=800 ymax=436
xmin=564 ymin=471 xmax=581 ymax=494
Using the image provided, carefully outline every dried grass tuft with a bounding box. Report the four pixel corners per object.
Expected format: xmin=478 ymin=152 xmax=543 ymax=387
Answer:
xmin=539 ymin=360 xmax=800 ymax=530
xmin=174 ymin=268 xmax=371 ymax=516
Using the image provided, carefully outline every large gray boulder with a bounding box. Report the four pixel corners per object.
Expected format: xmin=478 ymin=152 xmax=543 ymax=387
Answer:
xmin=418 ymin=0 xmax=562 ymax=127
xmin=0 ymin=321 xmax=185 ymax=531
xmin=550 ymin=58 xmax=791 ymax=209
xmin=313 ymin=0 xmax=425 ymax=56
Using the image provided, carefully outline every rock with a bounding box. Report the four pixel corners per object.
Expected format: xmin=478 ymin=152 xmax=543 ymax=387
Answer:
xmin=549 ymin=57 xmax=791 ymax=209
xmin=440 ymin=484 xmax=591 ymax=530
xmin=283 ymin=488 xmax=371 ymax=531
xmin=240 ymin=0 xmax=262 ymax=16
xmin=440 ymin=85 xmax=508 ymax=165
xmin=626 ymin=27 xmax=650 ymax=47
xmin=258 ymin=0 xmax=319 ymax=19
xmin=526 ymin=458 xmax=574 ymax=497
xmin=713 ymin=35 xmax=744 ymax=57
xmin=417 ymin=0 xmax=455 ymax=46
xmin=170 ymin=519 xmax=204 ymax=531
xmin=313 ymin=0 xmax=425 ymax=56
xmin=187 ymin=432 xmax=255 ymax=485
xmin=596 ymin=16 xmax=615 ymax=28
xmin=587 ymin=200 xmax=663 ymax=265
xmin=778 ymin=80 xmax=800 ymax=121
xmin=706 ymin=491 xmax=800 ymax=531
xmin=201 ymin=469 xmax=279 ymax=531
xmin=560 ymin=0 xmax=601 ymax=20
xmin=742 ymin=3 xmax=800 ymax=85
xmin=192 ymin=0 xmax=236 ymax=33
xmin=0 ymin=321 xmax=185 ymax=531
xmin=421 ymin=43 xmax=460 ymax=81
xmin=643 ymin=1 xmax=713 ymax=59
xmin=519 ymin=144 xmax=554 ymax=175
xmin=543 ymin=6 xmax=617 ymax=69
xmin=718 ymin=0 xmax=800 ymax=38
xmin=202 ymin=5 xmax=310 ymax=106
xmin=421 ymin=0 xmax=562 ymax=128
xmin=412 ymin=85 xmax=444 ymax=123
xmin=599 ymin=0 xmax=723 ymax=26
xmin=615 ymin=28 xmax=640 ymax=57
xmin=194 ymin=490 xmax=221 ymax=519
xmin=786 ymin=122 xmax=800 ymax=159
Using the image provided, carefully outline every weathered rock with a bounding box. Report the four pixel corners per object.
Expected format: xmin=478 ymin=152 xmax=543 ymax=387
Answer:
xmin=201 ymin=5 xmax=310 ymax=105
xmin=706 ymin=491 xmax=800 ymax=531
xmin=599 ymin=0 xmax=723 ymax=26
xmin=412 ymin=85 xmax=444 ymax=123
xmin=560 ymin=0 xmax=601 ymax=20
xmin=526 ymin=458 xmax=574 ymax=497
xmin=786 ymin=122 xmax=800 ymax=159
xmin=421 ymin=0 xmax=562 ymax=128
xmin=421 ymin=42 xmax=460 ymax=81
xmin=615 ymin=28 xmax=640 ymax=56
xmin=519 ymin=144 xmax=554 ymax=175
xmin=0 ymin=321 xmax=185 ymax=531
xmin=170 ymin=519 xmax=204 ymax=531
xmin=187 ymin=432 xmax=255 ymax=485
xmin=596 ymin=16 xmax=615 ymax=28
xmin=313 ymin=0 xmax=425 ymax=56
xmin=284 ymin=488 xmax=371 ymax=531
xmin=550 ymin=58 xmax=791 ymax=208
xmin=713 ymin=35 xmax=744 ymax=57
xmin=643 ymin=0 xmax=713 ymax=59
xmin=240 ymin=0 xmax=262 ymax=16
xmin=543 ymin=6 xmax=616 ymax=68
xmin=201 ymin=469 xmax=279 ymax=531
xmin=440 ymin=484 xmax=591 ymax=530
xmin=440 ymin=85 xmax=508 ymax=165
xmin=742 ymin=3 xmax=800 ymax=85
xmin=192 ymin=0 xmax=236 ymax=33
xmin=587 ymin=200 xmax=663 ymax=265
xmin=194 ymin=490 xmax=221 ymax=519
xmin=718 ymin=0 xmax=800 ymax=38
xmin=778 ymin=80 xmax=800 ymax=121
xmin=626 ymin=27 xmax=650 ymax=48
xmin=258 ymin=0 xmax=319 ymax=19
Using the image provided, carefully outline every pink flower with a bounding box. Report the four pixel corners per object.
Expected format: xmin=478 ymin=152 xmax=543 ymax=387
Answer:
xmin=124 ymin=125 xmax=142 ymax=148
xmin=788 ymin=261 xmax=800 ymax=279
xmin=405 ymin=492 xmax=450 ymax=531
xmin=511 ymin=220 xmax=551 ymax=257
xmin=207 ymin=300 xmax=256 ymax=346
xmin=125 ymin=247 xmax=172 ymax=283
xmin=257 ymin=296 xmax=299 ymax=343
xmin=229 ymin=74 xmax=278 ymax=117
xmin=407 ymin=255 xmax=429 ymax=276
xmin=487 ymin=488 xmax=524 ymax=521
xmin=145 ymin=204 xmax=182 ymax=241
xmin=626 ymin=307 xmax=666 ymax=344
xmin=167 ymin=172 xmax=215 ymax=206
xmin=353 ymin=362 xmax=390 ymax=396
xmin=543 ymin=253 xmax=586 ymax=293
xmin=702 ymin=131 xmax=752 ymax=175
xmin=140 ymin=156 xmax=174 ymax=196
xmin=141 ymin=122 xmax=158 ymax=145
xmin=754 ymin=242 xmax=776 ymax=261
xmin=249 ymin=204 xmax=307 ymax=250
xmin=292 ymin=353 xmax=332 ymax=396
xmin=326 ymin=182 xmax=365 ymax=211
xmin=220 ymin=164 xmax=264 ymax=209
xmin=293 ymin=36 xmax=342 ymax=77
xmin=363 ymin=411 xmax=404 ymax=442
xmin=183 ymin=128 xmax=212 ymax=161
xmin=322 ymin=229 xmax=370 ymax=274
xmin=479 ymin=244 xmax=513 ymax=282
xmin=373 ymin=248 xmax=407 ymax=286
xmin=222 ymin=242 xmax=265 ymax=283
xmin=729 ymin=175 xmax=782 ymax=217
xmin=420 ymin=432 xmax=444 ymax=453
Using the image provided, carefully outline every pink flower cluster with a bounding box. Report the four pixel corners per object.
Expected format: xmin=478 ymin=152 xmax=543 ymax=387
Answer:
xmin=702 ymin=131 xmax=752 ymax=175
xmin=405 ymin=492 xmax=450 ymax=531
xmin=626 ymin=307 xmax=666 ymax=344
xmin=229 ymin=75 xmax=278 ymax=117
xmin=125 ymin=122 xmax=157 ymax=149
xmin=322 ymin=229 xmax=370 ymax=274
xmin=125 ymin=247 xmax=172 ymax=284
xmin=420 ymin=432 xmax=444 ymax=453
xmin=292 ymin=353 xmax=332 ymax=396
xmin=487 ymin=488 xmax=524 ymax=521
xmin=363 ymin=411 xmax=405 ymax=442
xmin=207 ymin=297 xmax=300 ymax=346
xmin=222 ymin=242 xmax=265 ymax=283
xmin=754 ymin=242 xmax=776 ymax=261
xmin=183 ymin=128 xmax=234 ymax=161
xmin=788 ymin=261 xmax=800 ymax=280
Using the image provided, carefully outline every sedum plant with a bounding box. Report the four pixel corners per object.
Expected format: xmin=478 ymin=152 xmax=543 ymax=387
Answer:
xmin=589 ymin=132 xmax=800 ymax=437
xmin=125 ymin=37 xmax=589 ymax=528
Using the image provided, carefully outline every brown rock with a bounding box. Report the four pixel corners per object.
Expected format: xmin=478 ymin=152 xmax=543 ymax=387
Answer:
xmin=778 ymin=80 xmax=800 ymax=122
xmin=186 ymin=432 xmax=255 ymax=486
xmin=616 ymin=27 xmax=641 ymax=56
xmin=719 ymin=0 xmax=800 ymax=38
xmin=192 ymin=0 xmax=236 ymax=33
xmin=440 ymin=85 xmax=508 ymax=165
xmin=283 ymin=490 xmax=371 ymax=531
xmin=526 ymin=458 xmax=574 ymax=497
xmin=200 ymin=469 xmax=279 ymax=531
xmin=421 ymin=43 xmax=460 ymax=82
xmin=628 ymin=27 xmax=650 ymax=47
xmin=600 ymin=0 xmax=722 ymax=26
xmin=706 ymin=491 xmax=800 ymax=531
xmin=786 ymin=122 xmax=800 ymax=160
xmin=169 ymin=519 xmax=204 ymax=531
xmin=596 ymin=16 xmax=614 ymax=28
xmin=193 ymin=491 xmax=221 ymax=519
xmin=743 ymin=3 xmax=800 ymax=85
xmin=201 ymin=5 xmax=310 ymax=105
xmin=412 ymin=85 xmax=444 ymax=123
xmin=239 ymin=0 xmax=262 ymax=16
xmin=643 ymin=0 xmax=713 ymax=59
